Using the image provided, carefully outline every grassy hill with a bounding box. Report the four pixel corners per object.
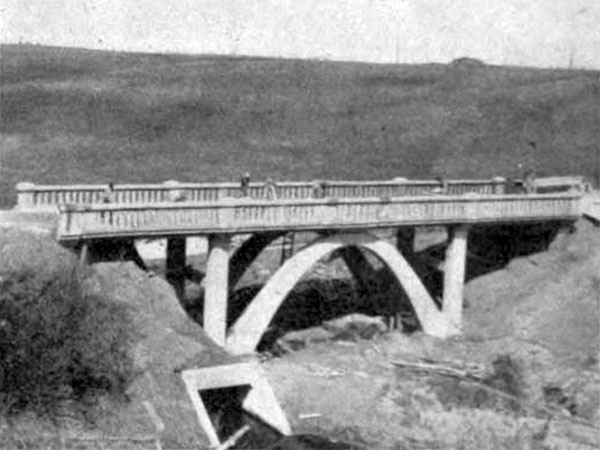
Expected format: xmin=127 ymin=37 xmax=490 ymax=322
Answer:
xmin=1 ymin=44 xmax=599 ymax=206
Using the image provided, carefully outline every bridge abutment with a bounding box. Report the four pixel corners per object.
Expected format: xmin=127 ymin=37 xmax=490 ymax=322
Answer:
xmin=204 ymin=234 xmax=232 ymax=346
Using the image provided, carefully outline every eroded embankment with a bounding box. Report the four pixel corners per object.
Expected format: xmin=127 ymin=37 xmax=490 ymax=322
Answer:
xmin=1 ymin=218 xmax=597 ymax=449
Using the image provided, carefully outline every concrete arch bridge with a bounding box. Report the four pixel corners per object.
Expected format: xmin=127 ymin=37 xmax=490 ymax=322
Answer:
xmin=48 ymin=180 xmax=586 ymax=354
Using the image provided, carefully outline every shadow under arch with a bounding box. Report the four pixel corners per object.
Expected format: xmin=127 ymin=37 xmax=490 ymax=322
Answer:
xmin=226 ymin=232 xmax=453 ymax=355
xmin=228 ymin=231 xmax=286 ymax=292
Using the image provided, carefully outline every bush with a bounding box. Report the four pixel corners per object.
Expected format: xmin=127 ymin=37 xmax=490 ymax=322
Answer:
xmin=0 ymin=231 xmax=134 ymax=415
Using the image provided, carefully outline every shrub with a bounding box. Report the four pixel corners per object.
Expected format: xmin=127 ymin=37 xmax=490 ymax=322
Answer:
xmin=0 ymin=231 xmax=134 ymax=415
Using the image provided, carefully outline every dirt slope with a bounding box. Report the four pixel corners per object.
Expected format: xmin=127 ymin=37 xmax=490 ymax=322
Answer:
xmin=464 ymin=219 xmax=599 ymax=364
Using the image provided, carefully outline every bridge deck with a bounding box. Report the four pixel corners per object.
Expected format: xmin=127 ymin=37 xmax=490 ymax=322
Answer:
xmin=58 ymin=192 xmax=582 ymax=241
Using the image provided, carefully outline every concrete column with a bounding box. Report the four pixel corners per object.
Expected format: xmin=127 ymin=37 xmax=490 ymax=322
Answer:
xmin=79 ymin=242 xmax=90 ymax=266
xmin=204 ymin=234 xmax=231 ymax=347
xmin=396 ymin=227 xmax=416 ymax=257
xmin=166 ymin=237 xmax=187 ymax=300
xmin=442 ymin=225 xmax=469 ymax=333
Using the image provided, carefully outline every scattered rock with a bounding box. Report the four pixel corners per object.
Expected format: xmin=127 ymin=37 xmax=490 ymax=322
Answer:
xmin=323 ymin=314 xmax=387 ymax=341
xmin=276 ymin=327 xmax=336 ymax=352
xmin=268 ymin=434 xmax=365 ymax=450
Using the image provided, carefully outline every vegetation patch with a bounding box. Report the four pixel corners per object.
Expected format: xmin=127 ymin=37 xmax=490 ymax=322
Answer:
xmin=0 ymin=230 xmax=135 ymax=416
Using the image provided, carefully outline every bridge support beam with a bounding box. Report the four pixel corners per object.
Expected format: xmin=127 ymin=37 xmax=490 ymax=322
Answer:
xmin=442 ymin=225 xmax=469 ymax=333
xmin=204 ymin=234 xmax=231 ymax=347
xmin=166 ymin=237 xmax=187 ymax=299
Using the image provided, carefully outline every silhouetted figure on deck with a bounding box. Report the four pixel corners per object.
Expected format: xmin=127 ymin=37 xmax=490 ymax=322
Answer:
xmin=101 ymin=182 xmax=115 ymax=223
xmin=433 ymin=177 xmax=449 ymax=194
xmin=240 ymin=172 xmax=251 ymax=197
xmin=311 ymin=180 xmax=327 ymax=199
xmin=523 ymin=170 xmax=537 ymax=194
xmin=102 ymin=182 xmax=115 ymax=204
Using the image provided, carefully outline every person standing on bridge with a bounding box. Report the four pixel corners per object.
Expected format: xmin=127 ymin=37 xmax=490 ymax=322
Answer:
xmin=311 ymin=180 xmax=327 ymax=199
xmin=523 ymin=170 xmax=537 ymax=194
xmin=240 ymin=172 xmax=251 ymax=197
xmin=101 ymin=182 xmax=115 ymax=224
xmin=102 ymin=182 xmax=115 ymax=204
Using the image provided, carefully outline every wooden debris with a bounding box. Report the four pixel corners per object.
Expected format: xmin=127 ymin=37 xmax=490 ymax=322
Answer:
xmin=389 ymin=356 xmax=599 ymax=447
xmin=298 ymin=413 xmax=322 ymax=420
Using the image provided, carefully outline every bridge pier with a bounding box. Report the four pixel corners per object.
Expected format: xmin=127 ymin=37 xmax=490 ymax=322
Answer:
xmin=204 ymin=234 xmax=231 ymax=346
xmin=166 ymin=237 xmax=187 ymax=300
xmin=442 ymin=224 xmax=469 ymax=333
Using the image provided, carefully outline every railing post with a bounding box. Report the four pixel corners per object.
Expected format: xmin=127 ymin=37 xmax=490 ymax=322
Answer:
xmin=166 ymin=237 xmax=187 ymax=300
xmin=204 ymin=234 xmax=231 ymax=346
xmin=16 ymin=182 xmax=36 ymax=209
xmin=491 ymin=177 xmax=506 ymax=195
xmin=442 ymin=224 xmax=470 ymax=334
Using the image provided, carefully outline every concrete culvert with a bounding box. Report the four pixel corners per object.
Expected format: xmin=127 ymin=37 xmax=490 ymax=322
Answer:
xmin=88 ymin=261 xmax=291 ymax=449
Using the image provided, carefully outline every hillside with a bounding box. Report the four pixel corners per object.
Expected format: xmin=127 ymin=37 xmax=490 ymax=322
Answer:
xmin=1 ymin=44 xmax=599 ymax=207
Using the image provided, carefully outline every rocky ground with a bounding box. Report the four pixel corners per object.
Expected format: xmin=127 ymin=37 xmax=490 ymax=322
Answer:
xmin=248 ymin=218 xmax=600 ymax=449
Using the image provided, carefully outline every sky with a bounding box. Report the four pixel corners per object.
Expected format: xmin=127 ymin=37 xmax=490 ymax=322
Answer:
xmin=1 ymin=0 xmax=599 ymax=68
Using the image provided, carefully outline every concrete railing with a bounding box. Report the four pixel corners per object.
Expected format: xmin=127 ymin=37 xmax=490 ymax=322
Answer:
xmin=17 ymin=179 xmax=513 ymax=210
xmin=57 ymin=192 xmax=582 ymax=241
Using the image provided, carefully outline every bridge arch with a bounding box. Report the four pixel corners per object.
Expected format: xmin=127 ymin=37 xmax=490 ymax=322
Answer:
xmin=226 ymin=232 xmax=454 ymax=354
